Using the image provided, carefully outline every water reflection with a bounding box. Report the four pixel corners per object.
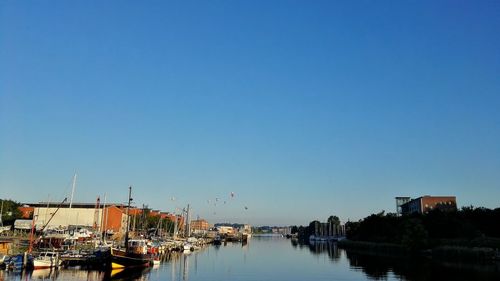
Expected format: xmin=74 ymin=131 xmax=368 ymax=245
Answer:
xmin=104 ymin=268 xmax=150 ymax=281
xmin=167 ymin=250 xmax=192 ymax=281
xmin=346 ymin=251 xmax=500 ymax=281
xmin=300 ymin=240 xmax=500 ymax=281
xmin=292 ymin=239 xmax=341 ymax=262
xmin=30 ymin=268 xmax=58 ymax=280
xmin=2 ymin=239 xmax=499 ymax=281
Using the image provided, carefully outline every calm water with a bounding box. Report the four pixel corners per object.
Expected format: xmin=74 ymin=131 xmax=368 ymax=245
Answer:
xmin=1 ymin=237 xmax=499 ymax=281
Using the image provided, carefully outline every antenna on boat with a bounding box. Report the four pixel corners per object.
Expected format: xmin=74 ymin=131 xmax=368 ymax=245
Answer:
xmin=69 ymin=172 xmax=77 ymax=208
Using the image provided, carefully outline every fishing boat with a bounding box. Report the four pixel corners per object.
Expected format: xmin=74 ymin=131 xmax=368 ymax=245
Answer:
xmin=33 ymin=251 xmax=62 ymax=269
xmin=111 ymin=239 xmax=151 ymax=269
xmin=213 ymin=235 xmax=222 ymax=245
xmin=110 ymin=186 xmax=150 ymax=269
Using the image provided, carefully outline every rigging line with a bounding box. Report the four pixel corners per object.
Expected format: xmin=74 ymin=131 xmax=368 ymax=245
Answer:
xmin=59 ymin=173 xmax=75 ymax=204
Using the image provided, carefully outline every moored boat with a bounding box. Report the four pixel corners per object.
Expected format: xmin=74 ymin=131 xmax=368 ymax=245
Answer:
xmin=110 ymin=242 xmax=150 ymax=269
xmin=33 ymin=251 xmax=62 ymax=269
xmin=0 ymin=254 xmax=9 ymax=268
xmin=183 ymin=243 xmax=193 ymax=251
xmin=110 ymin=187 xmax=151 ymax=269
xmin=213 ymin=235 xmax=222 ymax=245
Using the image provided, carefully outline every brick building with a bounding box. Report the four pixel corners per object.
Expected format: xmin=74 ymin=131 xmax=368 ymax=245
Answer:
xmin=101 ymin=205 xmax=128 ymax=234
xmin=18 ymin=206 xmax=34 ymax=219
xmin=401 ymin=196 xmax=457 ymax=215
xmin=190 ymin=219 xmax=209 ymax=231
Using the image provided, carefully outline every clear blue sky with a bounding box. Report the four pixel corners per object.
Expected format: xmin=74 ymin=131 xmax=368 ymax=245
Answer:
xmin=1 ymin=1 xmax=499 ymax=225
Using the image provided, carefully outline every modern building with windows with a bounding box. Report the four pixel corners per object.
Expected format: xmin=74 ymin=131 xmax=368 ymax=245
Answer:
xmin=400 ymin=196 xmax=457 ymax=215
xmin=395 ymin=197 xmax=411 ymax=216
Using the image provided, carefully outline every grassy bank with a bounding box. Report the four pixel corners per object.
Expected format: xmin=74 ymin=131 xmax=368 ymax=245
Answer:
xmin=432 ymin=246 xmax=497 ymax=262
xmin=430 ymin=237 xmax=500 ymax=249
xmin=337 ymin=240 xmax=409 ymax=257
xmin=338 ymin=239 xmax=499 ymax=263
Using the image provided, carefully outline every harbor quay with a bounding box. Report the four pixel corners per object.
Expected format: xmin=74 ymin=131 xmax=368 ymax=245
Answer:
xmin=0 ymin=194 xmax=252 ymax=271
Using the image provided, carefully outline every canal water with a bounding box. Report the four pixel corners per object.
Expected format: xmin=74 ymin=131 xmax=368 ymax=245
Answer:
xmin=1 ymin=236 xmax=499 ymax=280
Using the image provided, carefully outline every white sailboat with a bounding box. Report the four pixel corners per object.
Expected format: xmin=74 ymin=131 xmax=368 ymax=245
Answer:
xmin=33 ymin=251 xmax=62 ymax=269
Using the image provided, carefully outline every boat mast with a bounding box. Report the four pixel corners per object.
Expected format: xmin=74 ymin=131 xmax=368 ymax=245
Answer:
xmin=0 ymin=200 xmax=3 ymax=227
xmin=101 ymin=193 xmax=107 ymax=242
xmin=69 ymin=173 xmax=77 ymax=208
xmin=173 ymin=213 xmax=178 ymax=239
xmin=125 ymin=186 xmax=132 ymax=251
xmin=41 ymin=197 xmax=68 ymax=233
xmin=185 ymin=204 xmax=190 ymax=237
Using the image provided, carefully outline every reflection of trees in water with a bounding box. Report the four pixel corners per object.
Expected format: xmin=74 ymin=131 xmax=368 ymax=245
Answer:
xmin=292 ymin=240 xmax=500 ymax=281
xmin=345 ymin=250 xmax=500 ymax=281
xmin=346 ymin=251 xmax=403 ymax=280
xmin=293 ymin=240 xmax=341 ymax=262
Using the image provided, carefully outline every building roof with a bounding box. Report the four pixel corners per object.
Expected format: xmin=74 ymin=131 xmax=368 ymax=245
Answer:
xmin=24 ymin=202 xmax=130 ymax=209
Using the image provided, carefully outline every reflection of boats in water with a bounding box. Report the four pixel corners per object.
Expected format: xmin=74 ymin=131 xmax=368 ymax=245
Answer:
xmin=152 ymin=256 xmax=160 ymax=266
xmin=309 ymin=235 xmax=328 ymax=242
xmin=105 ymin=267 xmax=151 ymax=280
xmin=213 ymin=235 xmax=223 ymax=245
xmin=309 ymin=235 xmax=342 ymax=243
xmin=30 ymin=268 xmax=53 ymax=279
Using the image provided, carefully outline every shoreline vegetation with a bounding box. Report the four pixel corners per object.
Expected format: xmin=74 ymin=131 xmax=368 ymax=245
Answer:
xmin=293 ymin=206 xmax=500 ymax=263
xmin=337 ymin=240 xmax=499 ymax=263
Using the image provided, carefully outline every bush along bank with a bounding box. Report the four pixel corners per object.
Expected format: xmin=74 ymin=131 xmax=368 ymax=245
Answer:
xmin=340 ymin=207 xmax=500 ymax=263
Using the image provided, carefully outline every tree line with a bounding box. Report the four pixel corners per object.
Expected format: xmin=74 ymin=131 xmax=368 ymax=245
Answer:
xmin=291 ymin=215 xmax=341 ymax=239
xmin=344 ymin=206 xmax=500 ymax=250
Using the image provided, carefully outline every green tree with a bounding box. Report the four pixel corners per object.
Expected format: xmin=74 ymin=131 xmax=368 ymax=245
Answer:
xmin=308 ymin=220 xmax=320 ymax=236
xmin=327 ymin=215 xmax=340 ymax=226
xmin=0 ymin=199 xmax=22 ymax=226
xmin=146 ymin=215 xmax=160 ymax=229
xmin=401 ymin=218 xmax=428 ymax=251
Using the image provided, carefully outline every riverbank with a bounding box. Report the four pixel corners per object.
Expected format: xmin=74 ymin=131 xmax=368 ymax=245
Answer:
xmin=338 ymin=239 xmax=500 ymax=263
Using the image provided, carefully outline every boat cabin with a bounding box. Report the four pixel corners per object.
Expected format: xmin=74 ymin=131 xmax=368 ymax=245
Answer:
xmin=128 ymin=239 xmax=147 ymax=255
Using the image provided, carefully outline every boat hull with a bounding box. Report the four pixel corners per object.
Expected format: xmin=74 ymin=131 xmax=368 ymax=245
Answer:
xmin=33 ymin=252 xmax=61 ymax=269
xmin=33 ymin=259 xmax=61 ymax=269
xmin=110 ymin=248 xmax=150 ymax=269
